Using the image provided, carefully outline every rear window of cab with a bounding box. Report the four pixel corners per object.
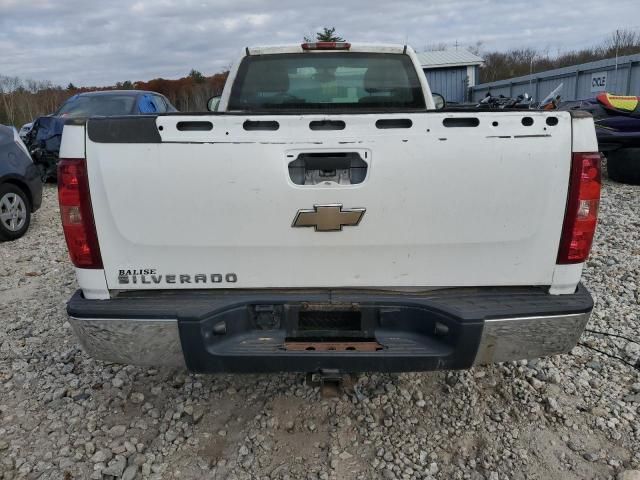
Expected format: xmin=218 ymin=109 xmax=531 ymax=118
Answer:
xmin=228 ymin=52 xmax=426 ymax=112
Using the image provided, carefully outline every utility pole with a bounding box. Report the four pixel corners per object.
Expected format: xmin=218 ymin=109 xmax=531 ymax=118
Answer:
xmin=529 ymin=54 xmax=536 ymax=91
xmin=614 ymin=29 xmax=620 ymax=92
xmin=615 ymin=29 xmax=620 ymax=63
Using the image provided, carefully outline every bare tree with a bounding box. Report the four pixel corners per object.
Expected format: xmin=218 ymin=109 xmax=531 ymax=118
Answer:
xmin=603 ymin=29 xmax=639 ymax=56
xmin=467 ymin=41 xmax=484 ymax=56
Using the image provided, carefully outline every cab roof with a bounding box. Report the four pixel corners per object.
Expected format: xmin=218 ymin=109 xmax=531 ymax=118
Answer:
xmin=246 ymin=43 xmax=409 ymax=56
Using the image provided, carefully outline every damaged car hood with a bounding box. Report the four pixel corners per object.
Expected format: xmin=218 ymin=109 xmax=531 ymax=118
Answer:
xmin=32 ymin=116 xmax=66 ymax=153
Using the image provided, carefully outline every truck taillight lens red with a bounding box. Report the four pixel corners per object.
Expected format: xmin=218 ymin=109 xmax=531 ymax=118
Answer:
xmin=557 ymin=152 xmax=601 ymax=264
xmin=58 ymin=158 xmax=103 ymax=269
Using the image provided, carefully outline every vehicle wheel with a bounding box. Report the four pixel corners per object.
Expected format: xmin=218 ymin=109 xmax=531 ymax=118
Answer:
xmin=0 ymin=184 xmax=31 ymax=241
xmin=606 ymin=148 xmax=640 ymax=185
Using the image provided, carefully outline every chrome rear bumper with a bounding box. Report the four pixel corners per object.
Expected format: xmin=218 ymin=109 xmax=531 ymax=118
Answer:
xmin=67 ymin=286 xmax=592 ymax=371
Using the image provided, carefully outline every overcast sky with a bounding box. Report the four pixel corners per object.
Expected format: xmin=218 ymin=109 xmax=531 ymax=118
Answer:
xmin=1 ymin=0 xmax=638 ymax=86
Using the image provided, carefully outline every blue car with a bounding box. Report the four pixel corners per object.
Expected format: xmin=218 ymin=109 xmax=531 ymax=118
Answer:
xmin=26 ymin=90 xmax=177 ymax=180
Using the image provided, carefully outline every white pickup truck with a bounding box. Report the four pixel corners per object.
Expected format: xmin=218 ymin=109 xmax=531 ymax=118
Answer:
xmin=58 ymin=42 xmax=600 ymax=373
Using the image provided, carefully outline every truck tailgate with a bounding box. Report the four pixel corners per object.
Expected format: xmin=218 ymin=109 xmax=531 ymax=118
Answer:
xmin=84 ymin=111 xmax=572 ymax=290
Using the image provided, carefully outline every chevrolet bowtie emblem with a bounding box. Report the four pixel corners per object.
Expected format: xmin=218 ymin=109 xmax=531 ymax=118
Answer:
xmin=292 ymin=204 xmax=365 ymax=232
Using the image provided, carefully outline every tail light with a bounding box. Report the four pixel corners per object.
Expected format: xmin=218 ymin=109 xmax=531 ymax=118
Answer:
xmin=557 ymin=152 xmax=601 ymax=264
xmin=58 ymin=158 xmax=103 ymax=268
xmin=301 ymin=42 xmax=351 ymax=50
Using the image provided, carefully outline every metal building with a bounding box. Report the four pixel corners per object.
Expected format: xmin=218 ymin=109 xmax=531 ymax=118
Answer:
xmin=416 ymin=50 xmax=484 ymax=103
xmin=471 ymin=53 xmax=640 ymax=103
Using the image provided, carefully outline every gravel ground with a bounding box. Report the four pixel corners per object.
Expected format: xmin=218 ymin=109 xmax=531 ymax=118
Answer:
xmin=0 ymin=172 xmax=638 ymax=480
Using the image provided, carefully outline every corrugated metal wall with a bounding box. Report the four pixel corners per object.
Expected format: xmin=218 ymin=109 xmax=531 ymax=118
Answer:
xmin=423 ymin=67 xmax=469 ymax=103
xmin=471 ymin=53 xmax=640 ymax=102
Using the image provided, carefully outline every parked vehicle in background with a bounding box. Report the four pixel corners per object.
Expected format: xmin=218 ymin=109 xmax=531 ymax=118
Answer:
xmin=18 ymin=122 xmax=33 ymax=142
xmin=470 ymin=83 xmax=563 ymax=111
xmin=561 ymin=93 xmax=640 ymax=185
xmin=0 ymin=125 xmax=42 ymax=241
xmin=59 ymin=42 xmax=599 ymax=374
xmin=475 ymin=91 xmax=533 ymax=109
xmin=25 ymin=90 xmax=177 ymax=181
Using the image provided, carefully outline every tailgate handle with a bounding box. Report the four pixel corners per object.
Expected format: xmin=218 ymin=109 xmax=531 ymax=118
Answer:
xmin=288 ymin=152 xmax=368 ymax=185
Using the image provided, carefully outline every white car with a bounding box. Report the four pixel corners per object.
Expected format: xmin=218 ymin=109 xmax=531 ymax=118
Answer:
xmin=57 ymin=42 xmax=600 ymax=373
xmin=18 ymin=122 xmax=33 ymax=142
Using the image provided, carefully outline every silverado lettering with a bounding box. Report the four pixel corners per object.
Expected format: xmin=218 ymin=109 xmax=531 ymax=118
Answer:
xmin=118 ymin=273 xmax=237 ymax=284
